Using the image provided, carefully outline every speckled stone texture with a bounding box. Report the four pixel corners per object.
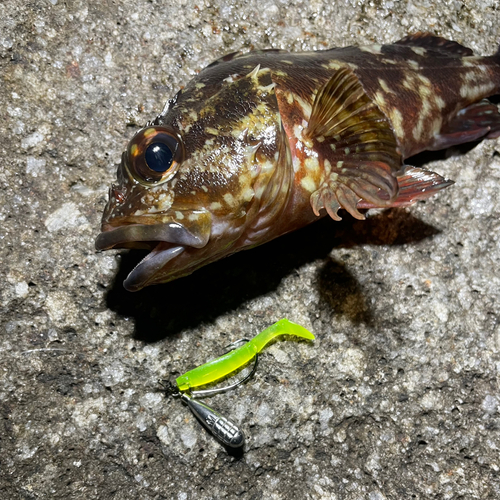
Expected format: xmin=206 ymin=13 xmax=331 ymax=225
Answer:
xmin=1 ymin=1 xmax=500 ymax=499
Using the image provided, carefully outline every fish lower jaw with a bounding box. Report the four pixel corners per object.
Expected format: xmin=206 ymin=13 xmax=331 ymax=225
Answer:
xmin=123 ymin=242 xmax=185 ymax=291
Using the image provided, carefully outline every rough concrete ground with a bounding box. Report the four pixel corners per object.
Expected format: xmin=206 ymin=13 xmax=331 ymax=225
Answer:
xmin=1 ymin=1 xmax=500 ymax=498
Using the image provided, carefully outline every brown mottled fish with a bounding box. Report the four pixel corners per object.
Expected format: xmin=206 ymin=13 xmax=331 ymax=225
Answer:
xmin=96 ymin=33 xmax=500 ymax=291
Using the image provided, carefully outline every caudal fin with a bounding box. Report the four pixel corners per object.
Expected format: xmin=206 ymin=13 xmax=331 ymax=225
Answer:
xmin=357 ymin=166 xmax=453 ymax=209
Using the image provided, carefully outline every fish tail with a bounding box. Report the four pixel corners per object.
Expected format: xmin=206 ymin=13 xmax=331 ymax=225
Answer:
xmin=252 ymin=319 xmax=315 ymax=352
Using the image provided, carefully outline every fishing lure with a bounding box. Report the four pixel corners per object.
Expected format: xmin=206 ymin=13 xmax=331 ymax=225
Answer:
xmin=166 ymin=319 xmax=315 ymax=449
xmin=176 ymin=318 xmax=315 ymax=392
xmin=173 ymin=392 xmax=246 ymax=449
xmin=96 ymin=33 xmax=500 ymax=291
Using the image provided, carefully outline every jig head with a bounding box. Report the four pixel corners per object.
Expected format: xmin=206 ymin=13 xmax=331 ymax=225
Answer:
xmin=175 ymin=392 xmax=245 ymax=448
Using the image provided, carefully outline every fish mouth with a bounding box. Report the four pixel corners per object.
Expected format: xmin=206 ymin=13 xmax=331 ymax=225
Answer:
xmin=95 ymin=214 xmax=212 ymax=291
xmin=123 ymin=242 xmax=185 ymax=291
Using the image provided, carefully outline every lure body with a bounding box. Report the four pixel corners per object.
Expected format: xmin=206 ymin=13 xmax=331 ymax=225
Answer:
xmin=176 ymin=319 xmax=314 ymax=391
xmin=96 ymin=33 xmax=500 ymax=290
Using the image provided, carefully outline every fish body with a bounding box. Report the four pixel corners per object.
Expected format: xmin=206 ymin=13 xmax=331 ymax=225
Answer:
xmin=96 ymin=33 xmax=500 ymax=290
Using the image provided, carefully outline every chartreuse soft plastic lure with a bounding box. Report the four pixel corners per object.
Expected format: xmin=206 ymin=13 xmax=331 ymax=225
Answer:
xmin=176 ymin=318 xmax=315 ymax=392
xmin=167 ymin=318 xmax=314 ymax=450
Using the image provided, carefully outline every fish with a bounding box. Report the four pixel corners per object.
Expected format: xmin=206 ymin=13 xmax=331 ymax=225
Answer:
xmin=96 ymin=33 xmax=500 ymax=291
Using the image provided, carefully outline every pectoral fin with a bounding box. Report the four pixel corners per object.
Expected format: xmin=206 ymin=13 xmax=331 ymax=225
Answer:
xmin=306 ymin=67 xmax=402 ymax=220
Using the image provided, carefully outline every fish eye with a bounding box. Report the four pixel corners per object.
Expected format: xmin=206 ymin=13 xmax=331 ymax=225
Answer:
xmin=126 ymin=126 xmax=184 ymax=184
xmin=145 ymin=143 xmax=174 ymax=172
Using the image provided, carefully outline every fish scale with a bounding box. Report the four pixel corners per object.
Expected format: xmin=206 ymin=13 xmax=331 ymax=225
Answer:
xmin=96 ymin=32 xmax=500 ymax=291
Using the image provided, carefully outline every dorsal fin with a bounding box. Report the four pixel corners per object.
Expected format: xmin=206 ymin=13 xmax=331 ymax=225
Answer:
xmin=204 ymin=51 xmax=244 ymax=69
xmin=395 ymin=32 xmax=474 ymax=57
xmin=304 ymin=67 xmax=402 ymax=220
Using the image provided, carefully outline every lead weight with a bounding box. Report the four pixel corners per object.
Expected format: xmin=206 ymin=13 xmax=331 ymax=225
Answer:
xmin=180 ymin=393 xmax=245 ymax=448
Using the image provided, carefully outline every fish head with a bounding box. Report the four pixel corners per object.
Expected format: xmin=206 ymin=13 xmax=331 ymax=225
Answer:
xmin=96 ymin=65 xmax=292 ymax=290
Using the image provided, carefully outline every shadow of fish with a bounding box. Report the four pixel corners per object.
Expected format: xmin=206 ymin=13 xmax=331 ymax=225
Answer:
xmin=96 ymin=33 xmax=500 ymax=291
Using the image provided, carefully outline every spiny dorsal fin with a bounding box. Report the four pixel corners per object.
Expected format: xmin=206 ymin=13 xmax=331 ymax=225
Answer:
xmin=305 ymin=67 xmax=402 ymax=220
xmin=395 ymin=32 xmax=474 ymax=57
xmin=205 ymin=51 xmax=244 ymax=69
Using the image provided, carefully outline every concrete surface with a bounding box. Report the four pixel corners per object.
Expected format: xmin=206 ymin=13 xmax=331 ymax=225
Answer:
xmin=1 ymin=1 xmax=500 ymax=498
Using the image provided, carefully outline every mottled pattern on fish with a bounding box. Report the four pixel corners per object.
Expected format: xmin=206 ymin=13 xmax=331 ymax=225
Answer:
xmin=96 ymin=33 xmax=500 ymax=290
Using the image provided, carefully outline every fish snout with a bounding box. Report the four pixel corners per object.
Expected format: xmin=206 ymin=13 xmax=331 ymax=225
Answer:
xmin=95 ymin=210 xmax=212 ymax=291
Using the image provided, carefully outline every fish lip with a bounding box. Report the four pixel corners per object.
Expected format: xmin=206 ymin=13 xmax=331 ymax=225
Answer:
xmin=123 ymin=243 xmax=185 ymax=291
xmin=95 ymin=222 xmax=208 ymax=251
